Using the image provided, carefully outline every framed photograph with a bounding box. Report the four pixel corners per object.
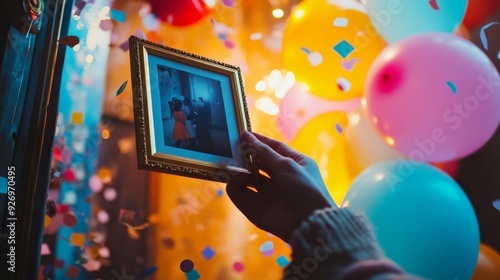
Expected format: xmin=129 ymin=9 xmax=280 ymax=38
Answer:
xmin=128 ymin=36 xmax=258 ymax=183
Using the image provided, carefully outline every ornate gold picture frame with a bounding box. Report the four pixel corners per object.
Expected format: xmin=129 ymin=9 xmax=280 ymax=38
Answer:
xmin=129 ymin=36 xmax=257 ymax=183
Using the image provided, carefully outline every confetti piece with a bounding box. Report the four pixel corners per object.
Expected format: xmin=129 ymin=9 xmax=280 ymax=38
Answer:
xmin=216 ymin=189 xmax=224 ymax=196
xmin=71 ymin=112 xmax=83 ymax=125
xmin=89 ymin=175 xmax=103 ymax=192
xmin=74 ymin=0 xmax=86 ymax=16
xmin=250 ymin=33 xmax=262 ymax=40
xmin=97 ymin=167 xmax=112 ymax=183
xmin=180 ymin=259 xmax=194 ymax=272
xmin=135 ymin=28 xmax=147 ymax=40
xmin=142 ymin=14 xmax=160 ymax=31
xmin=333 ymin=40 xmax=354 ymax=58
xmin=233 ymin=261 xmax=244 ymax=272
xmin=185 ymin=269 xmax=200 ymax=280
xmin=63 ymin=213 xmax=77 ymax=227
xmin=70 ymin=233 xmax=85 ymax=247
xmin=224 ymin=40 xmax=235 ymax=49
xmin=65 ymin=265 xmax=80 ymax=278
xmin=276 ymin=255 xmax=290 ymax=267
xmin=162 ymin=237 xmax=175 ymax=248
xmin=81 ymin=258 xmax=102 ymax=272
xmin=337 ymin=77 xmax=351 ymax=92
xmin=54 ymin=259 xmax=65 ymax=268
xmin=41 ymin=243 xmax=51 ymax=255
xmin=44 ymin=215 xmax=52 ymax=229
xmin=99 ymin=19 xmax=113 ymax=31
xmin=62 ymin=168 xmax=76 ymax=182
xmin=341 ymin=58 xmax=361 ymax=71
xmin=222 ymin=0 xmax=235 ymax=7
xmin=493 ymin=199 xmax=500 ymax=211
xmin=119 ymin=209 xmax=136 ymax=224
xmin=217 ymin=33 xmax=228 ymax=40
xmin=300 ymin=47 xmax=311 ymax=55
xmin=201 ymin=246 xmax=216 ymax=260
xmin=56 ymin=204 xmax=69 ymax=214
xmin=259 ymin=241 xmax=275 ymax=257
xmin=307 ymin=52 xmax=323 ymax=67
xmin=333 ymin=17 xmax=348 ymax=27
xmin=119 ymin=40 xmax=129 ymax=52
xmin=335 ymin=123 xmax=343 ymax=133
xmin=110 ymin=9 xmax=126 ymax=23
xmin=43 ymin=265 xmax=53 ymax=277
xmin=480 ymin=22 xmax=499 ymax=51
xmin=141 ymin=266 xmax=158 ymax=277
xmin=59 ymin=36 xmax=79 ymax=47
xmin=429 ymin=0 xmax=439 ymax=10
xmin=446 ymin=80 xmax=457 ymax=94
xmin=116 ymin=81 xmax=128 ymax=96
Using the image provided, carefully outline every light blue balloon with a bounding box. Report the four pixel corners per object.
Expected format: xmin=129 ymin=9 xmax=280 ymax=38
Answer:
xmin=342 ymin=160 xmax=479 ymax=280
xmin=364 ymin=0 xmax=468 ymax=43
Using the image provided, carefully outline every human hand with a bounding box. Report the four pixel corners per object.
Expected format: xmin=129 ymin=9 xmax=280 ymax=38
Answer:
xmin=226 ymin=131 xmax=337 ymax=243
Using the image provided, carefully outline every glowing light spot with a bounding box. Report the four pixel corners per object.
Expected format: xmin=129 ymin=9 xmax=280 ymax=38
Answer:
xmin=385 ymin=136 xmax=395 ymax=146
xmin=101 ymin=129 xmax=110 ymax=139
xmin=294 ymin=9 xmax=304 ymax=19
xmin=85 ymin=55 xmax=94 ymax=64
xmin=255 ymin=96 xmax=279 ymax=115
xmin=272 ymin=9 xmax=284 ymax=18
xmin=250 ymin=33 xmax=262 ymax=40
xmin=255 ymin=81 xmax=267 ymax=92
xmin=268 ymin=69 xmax=283 ymax=89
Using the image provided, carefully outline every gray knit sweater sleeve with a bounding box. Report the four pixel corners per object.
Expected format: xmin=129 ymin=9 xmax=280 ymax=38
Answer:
xmin=282 ymin=207 xmax=422 ymax=280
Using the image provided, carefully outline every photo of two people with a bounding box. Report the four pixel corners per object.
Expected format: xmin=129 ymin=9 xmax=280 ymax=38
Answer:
xmin=158 ymin=65 xmax=233 ymax=159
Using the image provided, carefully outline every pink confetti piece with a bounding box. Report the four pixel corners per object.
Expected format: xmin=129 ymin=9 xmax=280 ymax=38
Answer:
xmin=341 ymin=58 xmax=361 ymax=71
xmin=99 ymin=19 xmax=113 ymax=31
xmin=74 ymin=0 xmax=86 ymax=16
xmin=59 ymin=36 xmax=79 ymax=47
xmin=429 ymin=0 xmax=439 ymax=10
xmin=135 ymin=28 xmax=147 ymax=40
xmin=224 ymin=40 xmax=235 ymax=49
xmin=233 ymin=261 xmax=244 ymax=272
xmin=222 ymin=0 xmax=235 ymax=7
xmin=119 ymin=209 xmax=136 ymax=224
xmin=119 ymin=40 xmax=129 ymax=52
xmin=41 ymin=243 xmax=51 ymax=255
xmin=480 ymin=22 xmax=499 ymax=51
xmin=259 ymin=241 xmax=275 ymax=257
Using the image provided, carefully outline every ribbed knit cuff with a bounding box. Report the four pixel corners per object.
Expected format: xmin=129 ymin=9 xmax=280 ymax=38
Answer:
xmin=283 ymin=207 xmax=386 ymax=279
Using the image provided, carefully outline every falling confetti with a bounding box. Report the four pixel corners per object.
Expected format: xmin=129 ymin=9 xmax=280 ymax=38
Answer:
xmin=185 ymin=269 xmax=201 ymax=280
xmin=341 ymin=58 xmax=361 ymax=71
xmin=233 ymin=261 xmax=244 ymax=272
xmin=62 ymin=213 xmax=77 ymax=227
xmin=216 ymin=189 xmax=224 ymax=196
xmin=446 ymin=80 xmax=457 ymax=94
xmin=201 ymin=246 xmax=216 ymax=260
xmin=41 ymin=243 xmax=51 ymax=255
xmin=116 ymin=81 xmax=128 ymax=96
xmin=119 ymin=40 xmax=129 ymax=52
xmin=43 ymin=265 xmax=54 ymax=278
xmin=162 ymin=237 xmax=174 ymax=248
xmin=44 ymin=215 xmax=52 ymax=228
xmin=480 ymin=22 xmax=499 ymax=51
xmin=73 ymin=0 xmax=86 ymax=16
xmin=493 ymin=199 xmax=500 ymax=211
xmin=222 ymin=0 xmax=235 ymax=7
xmin=300 ymin=47 xmax=311 ymax=55
xmin=71 ymin=111 xmax=83 ymax=125
xmin=336 ymin=77 xmax=351 ymax=92
xmin=118 ymin=209 xmax=136 ymax=224
xmin=69 ymin=233 xmax=85 ymax=247
xmin=276 ymin=255 xmax=290 ymax=267
xmin=89 ymin=175 xmax=103 ymax=192
xmin=59 ymin=36 xmax=79 ymax=47
xmin=62 ymin=168 xmax=76 ymax=182
xmin=224 ymin=40 xmax=235 ymax=49
xmin=429 ymin=0 xmax=439 ymax=10
xmin=99 ymin=19 xmax=113 ymax=31
xmin=142 ymin=14 xmax=160 ymax=31
xmin=259 ymin=241 xmax=275 ymax=257
xmin=110 ymin=9 xmax=126 ymax=22
xmin=333 ymin=40 xmax=354 ymax=58
xmin=180 ymin=259 xmax=194 ymax=272
xmin=65 ymin=265 xmax=81 ymax=278
xmin=335 ymin=123 xmax=343 ymax=134
xmin=54 ymin=259 xmax=65 ymax=269
xmin=141 ymin=266 xmax=158 ymax=277
xmin=135 ymin=28 xmax=147 ymax=40
xmin=333 ymin=17 xmax=348 ymax=27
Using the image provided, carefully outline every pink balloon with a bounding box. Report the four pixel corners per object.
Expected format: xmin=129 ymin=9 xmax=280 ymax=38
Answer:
xmin=278 ymin=84 xmax=361 ymax=141
xmin=366 ymin=33 xmax=500 ymax=162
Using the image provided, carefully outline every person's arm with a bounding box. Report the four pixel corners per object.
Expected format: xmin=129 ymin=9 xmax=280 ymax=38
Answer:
xmin=226 ymin=132 xmax=421 ymax=280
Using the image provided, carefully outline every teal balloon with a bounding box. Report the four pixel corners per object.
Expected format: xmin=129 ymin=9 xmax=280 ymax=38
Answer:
xmin=342 ymin=160 xmax=479 ymax=280
xmin=365 ymin=0 xmax=468 ymax=43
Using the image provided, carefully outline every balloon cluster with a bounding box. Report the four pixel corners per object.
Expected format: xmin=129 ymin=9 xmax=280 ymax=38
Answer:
xmin=279 ymin=0 xmax=500 ymax=279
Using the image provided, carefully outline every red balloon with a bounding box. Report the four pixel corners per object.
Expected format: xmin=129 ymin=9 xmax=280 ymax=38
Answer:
xmin=148 ymin=0 xmax=212 ymax=26
xmin=463 ymin=0 xmax=500 ymax=29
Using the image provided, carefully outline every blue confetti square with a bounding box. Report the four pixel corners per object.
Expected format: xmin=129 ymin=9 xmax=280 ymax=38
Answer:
xmin=276 ymin=255 xmax=290 ymax=267
xmin=110 ymin=9 xmax=126 ymax=23
xmin=333 ymin=40 xmax=354 ymax=58
xmin=201 ymin=246 xmax=216 ymax=261
xmin=185 ymin=269 xmax=200 ymax=280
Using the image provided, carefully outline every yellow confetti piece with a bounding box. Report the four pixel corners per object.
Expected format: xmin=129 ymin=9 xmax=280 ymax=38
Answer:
xmin=44 ymin=215 xmax=52 ymax=229
xmin=148 ymin=213 xmax=160 ymax=224
xmin=87 ymin=245 xmax=99 ymax=259
xmin=71 ymin=112 xmax=83 ymax=125
xmin=70 ymin=233 xmax=85 ymax=247
xmin=96 ymin=167 xmax=112 ymax=183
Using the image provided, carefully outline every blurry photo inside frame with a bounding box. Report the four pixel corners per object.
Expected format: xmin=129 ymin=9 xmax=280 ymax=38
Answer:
xmin=129 ymin=36 xmax=258 ymax=183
